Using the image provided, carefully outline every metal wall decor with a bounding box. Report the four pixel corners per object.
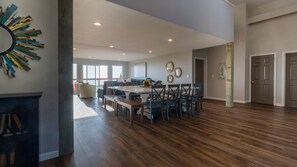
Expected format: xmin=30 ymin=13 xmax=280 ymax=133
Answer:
xmin=0 ymin=4 xmax=44 ymax=78
xmin=174 ymin=67 xmax=182 ymax=78
xmin=165 ymin=61 xmax=174 ymax=73
xmin=167 ymin=74 xmax=174 ymax=83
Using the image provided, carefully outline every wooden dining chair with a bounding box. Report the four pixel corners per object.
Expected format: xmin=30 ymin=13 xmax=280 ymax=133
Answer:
xmin=179 ymin=84 xmax=192 ymax=117
xmin=164 ymin=84 xmax=180 ymax=120
xmin=145 ymin=85 xmax=166 ymax=123
xmin=190 ymin=83 xmax=203 ymax=113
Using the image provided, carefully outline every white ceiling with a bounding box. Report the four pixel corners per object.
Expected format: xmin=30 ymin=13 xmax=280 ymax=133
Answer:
xmin=73 ymin=0 xmax=227 ymax=62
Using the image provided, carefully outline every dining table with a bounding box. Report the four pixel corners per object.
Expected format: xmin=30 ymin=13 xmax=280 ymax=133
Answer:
xmin=108 ymin=85 xmax=152 ymax=102
xmin=107 ymin=85 xmax=154 ymax=118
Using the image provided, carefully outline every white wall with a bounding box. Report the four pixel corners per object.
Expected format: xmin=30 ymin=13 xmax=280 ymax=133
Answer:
xmin=129 ymin=51 xmax=192 ymax=84
xmin=0 ymin=0 xmax=59 ymax=160
xmin=108 ymin=0 xmax=234 ymax=41
xmin=248 ymin=12 xmax=297 ymax=106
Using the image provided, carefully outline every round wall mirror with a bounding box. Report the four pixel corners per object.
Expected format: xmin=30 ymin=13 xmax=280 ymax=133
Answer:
xmin=0 ymin=24 xmax=15 ymax=54
xmin=174 ymin=67 xmax=182 ymax=78
xmin=166 ymin=61 xmax=174 ymax=73
xmin=167 ymin=74 xmax=174 ymax=83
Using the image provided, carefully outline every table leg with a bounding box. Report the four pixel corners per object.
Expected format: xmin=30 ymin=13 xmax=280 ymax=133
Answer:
xmin=130 ymin=106 xmax=133 ymax=126
xmin=141 ymin=106 xmax=144 ymax=123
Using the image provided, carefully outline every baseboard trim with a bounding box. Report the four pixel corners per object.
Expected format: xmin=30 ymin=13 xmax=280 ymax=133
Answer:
xmin=206 ymin=97 xmax=226 ymax=101
xmin=234 ymin=100 xmax=249 ymax=104
xmin=39 ymin=150 xmax=59 ymax=162
xmin=206 ymin=97 xmax=249 ymax=104
xmin=274 ymin=103 xmax=285 ymax=107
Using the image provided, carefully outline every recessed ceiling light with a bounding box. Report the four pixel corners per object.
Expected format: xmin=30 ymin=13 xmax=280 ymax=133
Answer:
xmin=168 ymin=38 xmax=173 ymax=42
xmin=122 ymin=53 xmax=126 ymax=55
xmin=88 ymin=56 xmax=92 ymax=59
xmin=110 ymin=45 xmax=114 ymax=48
xmin=94 ymin=22 xmax=102 ymax=26
xmin=118 ymin=58 xmax=121 ymax=60
xmin=148 ymin=50 xmax=152 ymax=54
xmin=73 ymin=47 xmax=77 ymax=51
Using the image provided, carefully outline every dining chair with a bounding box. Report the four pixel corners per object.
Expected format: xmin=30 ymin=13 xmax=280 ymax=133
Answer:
xmin=145 ymin=85 xmax=166 ymax=123
xmin=164 ymin=84 xmax=180 ymax=120
xmin=190 ymin=83 xmax=203 ymax=113
xmin=179 ymin=84 xmax=192 ymax=116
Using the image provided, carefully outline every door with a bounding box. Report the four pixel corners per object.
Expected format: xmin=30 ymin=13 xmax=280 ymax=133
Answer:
xmin=195 ymin=59 xmax=204 ymax=96
xmin=251 ymin=55 xmax=274 ymax=105
xmin=286 ymin=53 xmax=297 ymax=108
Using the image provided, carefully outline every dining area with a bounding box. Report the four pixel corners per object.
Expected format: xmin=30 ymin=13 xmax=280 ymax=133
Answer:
xmin=103 ymin=82 xmax=203 ymax=126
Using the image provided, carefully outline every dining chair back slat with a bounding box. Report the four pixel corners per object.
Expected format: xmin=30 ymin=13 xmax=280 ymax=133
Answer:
xmin=165 ymin=84 xmax=181 ymax=120
xmin=146 ymin=85 xmax=166 ymax=123
xmin=179 ymin=84 xmax=192 ymax=116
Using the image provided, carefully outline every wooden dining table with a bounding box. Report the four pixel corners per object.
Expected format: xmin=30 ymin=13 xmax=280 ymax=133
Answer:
xmin=108 ymin=85 xmax=152 ymax=102
xmin=107 ymin=85 xmax=153 ymax=118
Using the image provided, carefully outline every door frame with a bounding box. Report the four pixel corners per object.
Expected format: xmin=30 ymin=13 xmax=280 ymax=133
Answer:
xmin=193 ymin=57 xmax=207 ymax=97
xmin=282 ymin=50 xmax=297 ymax=107
xmin=249 ymin=53 xmax=276 ymax=105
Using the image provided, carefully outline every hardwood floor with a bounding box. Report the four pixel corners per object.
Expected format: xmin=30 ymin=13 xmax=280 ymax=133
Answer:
xmin=40 ymin=98 xmax=297 ymax=167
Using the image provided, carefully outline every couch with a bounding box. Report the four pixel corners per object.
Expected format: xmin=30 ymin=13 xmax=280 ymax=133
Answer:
xmin=77 ymin=83 xmax=96 ymax=98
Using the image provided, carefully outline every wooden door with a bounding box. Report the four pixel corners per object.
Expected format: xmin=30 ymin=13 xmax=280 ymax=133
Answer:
xmin=195 ymin=59 xmax=204 ymax=96
xmin=251 ymin=55 xmax=274 ymax=105
xmin=286 ymin=53 xmax=297 ymax=108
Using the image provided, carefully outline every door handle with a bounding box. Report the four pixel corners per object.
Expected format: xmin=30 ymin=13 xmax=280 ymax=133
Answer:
xmin=251 ymin=81 xmax=255 ymax=84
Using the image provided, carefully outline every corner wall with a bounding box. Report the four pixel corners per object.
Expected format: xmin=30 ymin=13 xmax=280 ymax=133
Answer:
xmin=0 ymin=0 xmax=59 ymax=160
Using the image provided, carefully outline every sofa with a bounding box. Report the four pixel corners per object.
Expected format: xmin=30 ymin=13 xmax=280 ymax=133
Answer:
xmin=77 ymin=83 xmax=96 ymax=98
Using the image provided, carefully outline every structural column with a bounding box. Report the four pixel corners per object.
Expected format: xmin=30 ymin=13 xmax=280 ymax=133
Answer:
xmin=226 ymin=42 xmax=234 ymax=107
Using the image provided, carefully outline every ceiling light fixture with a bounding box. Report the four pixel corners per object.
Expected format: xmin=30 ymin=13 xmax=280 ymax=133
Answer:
xmin=94 ymin=22 xmax=102 ymax=26
xmin=73 ymin=47 xmax=77 ymax=51
xmin=118 ymin=58 xmax=121 ymax=60
xmin=148 ymin=50 xmax=152 ymax=54
xmin=168 ymin=38 xmax=173 ymax=42
xmin=122 ymin=53 xmax=126 ymax=55
xmin=109 ymin=45 xmax=114 ymax=48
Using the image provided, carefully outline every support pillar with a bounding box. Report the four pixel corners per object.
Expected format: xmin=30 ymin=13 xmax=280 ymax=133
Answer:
xmin=226 ymin=42 xmax=234 ymax=107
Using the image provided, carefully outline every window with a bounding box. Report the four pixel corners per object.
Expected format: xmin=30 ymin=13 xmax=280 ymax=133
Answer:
xmin=83 ymin=65 xmax=108 ymax=87
xmin=112 ymin=66 xmax=123 ymax=80
xmin=73 ymin=64 xmax=77 ymax=92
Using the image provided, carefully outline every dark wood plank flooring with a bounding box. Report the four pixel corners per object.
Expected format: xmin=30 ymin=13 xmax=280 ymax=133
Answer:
xmin=40 ymin=98 xmax=297 ymax=167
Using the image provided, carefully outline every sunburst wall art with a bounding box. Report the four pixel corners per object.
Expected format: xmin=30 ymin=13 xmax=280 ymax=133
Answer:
xmin=0 ymin=4 xmax=44 ymax=78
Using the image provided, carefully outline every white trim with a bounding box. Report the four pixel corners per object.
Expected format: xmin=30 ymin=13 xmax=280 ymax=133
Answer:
xmin=234 ymin=100 xmax=249 ymax=104
xmin=282 ymin=50 xmax=297 ymax=107
xmin=275 ymin=103 xmax=285 ymax=107
xmin=249 ymin=53 xmax=277 ymax=105
xmin=248 ymin=4 xmax=297 ymax=24
xmin=206 ymin=96 xmax=225 ymax=101
xmin=193 ymin=57 xmax=207 ymax=98
xmin=224 ymin=0 xmax=236 ymax=8
xmin=39 ymin=150 xmax=59 ymax=162
xmin=206 ymin=96 xmax=248 ymax=104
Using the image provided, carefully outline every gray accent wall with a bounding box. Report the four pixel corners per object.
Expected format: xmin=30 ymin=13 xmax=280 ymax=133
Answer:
xmin=248 ymin=12 xmax=297 ymax=106
xmin=0 ymin=0 xmax=59 ymax=158
xmin=129 ymin=51 xmax=193 ymax=84
xmin=193 ymin=46 xmax=227 ymax=100
xmin=234 ymin=3 xmax=248 ymax=103
xmin=74 ymin=58 xmax=129 ymax=81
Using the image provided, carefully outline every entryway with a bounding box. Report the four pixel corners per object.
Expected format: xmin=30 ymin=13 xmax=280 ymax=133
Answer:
xmin=194 ymin=58 xmax=206 ymax=97
xmin=285 ymin=52 xmax=297 ymax=108
xmin=251 ymin=54 xmax=275 ymax=105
